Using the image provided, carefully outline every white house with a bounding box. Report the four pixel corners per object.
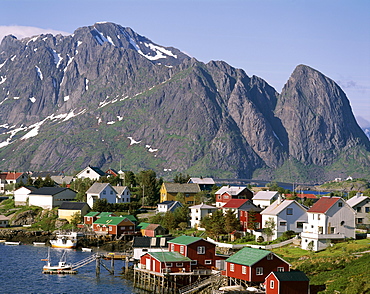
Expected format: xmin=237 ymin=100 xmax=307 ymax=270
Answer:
xmin=252 ymin=191 xmax=280 ymax=209
xmin=346 ymin=193 xmax=370 ymax=228
xmin=14 ymin=186 xmax=38 ymax=206
xmin=189 ymin=203 xmax=218 ymax=229
xmin=86 ymin=183 xmax=118 ymax=208
xmin=260 ymin=199 xmax=308 ymax=240
xmin=28 ymin=187 xmax=77 ymax=209
xmin=0 ymin=172 xmax=29 ymax=193
xmin=157 ymin=201 xmax=183 ymax=214
xmin=113 ymin=186 xmax=131 ymax=203
xmin=76 ymin=165 xmax=107 ymax=180
xmin=0 ymin=215 xmax=10 ymax=228
xmin=187 ymin=177 xmax=215 ymax=190
xmin=301 ymin=196 xmax=356 ymax=251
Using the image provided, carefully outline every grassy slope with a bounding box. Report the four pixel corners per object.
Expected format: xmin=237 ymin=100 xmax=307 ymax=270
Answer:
xmin=272 ymin=239 xmax=370 ymax=293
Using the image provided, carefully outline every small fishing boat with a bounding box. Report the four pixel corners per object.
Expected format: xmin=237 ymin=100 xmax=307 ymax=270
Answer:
xmin=4 ymin=241 xmax=21 ymax=245
xmin=33 ymin=242 xmax=46 ymax=246
xmin=50 ymin=232 xmax=79 ymax=249
xmin=42 ymin=249 xmax=73 ymax=272
xmin=81 ymin=247 xmax=93 ymax=252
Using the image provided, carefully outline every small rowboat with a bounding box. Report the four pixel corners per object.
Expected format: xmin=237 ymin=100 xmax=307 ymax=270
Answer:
xmin=4 ymin=241 xmax=21 ymax=245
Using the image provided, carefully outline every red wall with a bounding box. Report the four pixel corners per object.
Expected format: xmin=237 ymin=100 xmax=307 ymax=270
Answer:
xmin=140 ymin=254 xmax=191 ymax=273
xmin=265 ymin=274 xmax=309 ymax=294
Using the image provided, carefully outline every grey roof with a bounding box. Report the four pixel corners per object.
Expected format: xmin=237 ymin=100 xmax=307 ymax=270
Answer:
xmin=59 ymin=202 xmax=89 ymax=210
xmin=51 ymin=176 xmax=75 ymax=185
xmin=112 ymin=186 xmax=128 ymax=195
xmin=188 ymin=178 xmax=215 ymax=185
xmin=31 ymin=171 xmax=63 ymax=178
xmin=132 ymin=236 xmax=175 ymax=248
xmin=86 ymin=182 xmax=111 ymax=194
xmin=252 ymin=191 xmax=279 ymax=200
xmin=189 ymin=203 xmax=217 ymax=210
xmin=346 ymin=194 xmax=370 ymax=207
xmin=89 ymin=166 xmax=107 ymax=176
xmin=261 ymin=200 xmax=307 ymax=215
xmin=29 ymin=187 xmax=73 ymax=196
xmin=215 ymin=185 xmax=250 ymax=196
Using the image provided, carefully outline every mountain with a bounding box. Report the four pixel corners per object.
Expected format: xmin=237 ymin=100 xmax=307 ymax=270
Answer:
xmin=0 ymin=22 xmax=369 ymax=182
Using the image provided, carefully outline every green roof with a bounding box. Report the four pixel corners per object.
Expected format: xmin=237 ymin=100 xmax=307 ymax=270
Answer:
xmin=137 ymin=222 xmax=151 ymax=230
xmin=168 ymin=235 xmax=202 ymax=245
xmin=149 ymin=251 xmax=192 ymax=263
xmin=93 ymin=216 xmax=134 ymax=226
xmin=272 ymin=271 xmax=309 ymax=282
xmin=98 ymin=212 xmax=115 ymax=217
xmin=226 ymin=247 xmax=271 ymax=266
xmin=124 ymin=215 xmax=137 ymax=222
xmin=85 ymin=211 xmax=100 ymax=217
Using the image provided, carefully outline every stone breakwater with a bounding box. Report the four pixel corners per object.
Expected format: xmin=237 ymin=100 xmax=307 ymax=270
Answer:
xmin=0 ymin=229 xmax=53 ymax=244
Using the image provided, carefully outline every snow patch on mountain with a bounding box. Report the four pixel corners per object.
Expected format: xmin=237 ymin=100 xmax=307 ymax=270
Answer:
xmin=128 ymin=137 xmax=141 ymax=145
xmin=35 ymin=66 xmax=43 ymax=80
xmin=10 ymin=55 xmax=16 ymax=61
xmin=29 ymin=97 xmax=36 ymax=103
xmin=0 ymin=76 xmax=6 ymax=84
xmin=0 ymin=60 xmax=6 ymax=69
xmin=144 ymin=43 xmax=177 ymax=59
xmin=64 ymin=96 xmax=70 ymax=102
xmin=52 ymin=50 xmax=63 ymax=68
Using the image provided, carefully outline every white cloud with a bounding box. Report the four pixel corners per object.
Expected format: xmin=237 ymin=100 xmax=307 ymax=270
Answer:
xmin=0 ymin=25 xmax=70 ymax=43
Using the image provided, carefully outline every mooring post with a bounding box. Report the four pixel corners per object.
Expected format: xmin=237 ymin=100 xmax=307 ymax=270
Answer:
xmin=95 ymin=256 xmax=100 ymax=276
xmin=111 ymin=257 xmax=114 ymax=275
xmin=125 ymin=256 xmax=129 ymax=272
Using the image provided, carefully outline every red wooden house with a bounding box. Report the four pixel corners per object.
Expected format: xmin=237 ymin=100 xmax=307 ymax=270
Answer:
xmin=224 ymin=247 xmax=290 ymax=283
xmin=143 ymin=224 xmax=167 ymax=237
xmin=139 ymin=251 xmax=192 ymax=274
xmin=92 ymin=216 xmax=136 ymax=236
xmin=215 ymin=186 xmax=253 ymax=208
xmin=265 ymin=271 xmax=309 ymax=294
xmin=168 ymin=236 xmax=226 ymax=270
xmin=83 ymin=211 xmax=100 ymax=225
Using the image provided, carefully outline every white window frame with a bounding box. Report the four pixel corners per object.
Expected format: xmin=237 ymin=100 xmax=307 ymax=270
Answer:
xmin=230 ymin=263 xmax=234 ymax=272
xmin=176 ymin=263 xmax=183 ymax=267
xmin=165 ymin=263 xmax=172 ymax=267
xmin=270 ymin=280 xmax=274 ymax=289
xmin=277 ymin=267 xmax=284 ymax=272
xmin=205 ymin=260 xmax=212 ymax=265
xmin=197 ymin=246 xmax=205 ymax=254
xmin=256 ymin=267 xmax=263 ymax=275
xmin=180 ymin=246 xmax=184 ymax=254
xmin=242 ymin=266 xmax=246 ymax=274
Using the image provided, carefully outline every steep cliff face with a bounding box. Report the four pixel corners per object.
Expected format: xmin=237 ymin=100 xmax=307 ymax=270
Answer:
xmin=0 ymin=23 xmax=369 ymax=182
xmin=275 ymin=65 xmax=370 ymax=166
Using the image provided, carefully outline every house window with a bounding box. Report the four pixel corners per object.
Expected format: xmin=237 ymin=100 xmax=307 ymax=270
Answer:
xmin=110 ymin=191 xmax=113 ymax=194
xmin=341 ymin=221 xmax=345 ymax=226
xmin=277 ymin=267 xmax=284 ymax=272
xmin=176 ymin=263 xmax=183 ymax=267
xmin=358 ymin=218 xmax=363 ymax=224
xmin=256 ymin=267 xmax=263 ymax=275
xmin=109 ymin=226 xmax=112 ymax=231
xmin=87 ymin=217 xmax=90 ymax=221
xmin=338 ymin=202 xmax=343 ymax=207
xmin=165 ymin=263 xmax=172 ymax=267
xmin=103 ymin=190 xmax=106 ymax=194
xmin=330 ymin=227 xmax=335 ymax=234
xmin=87 ymin=170 xmax=90 ymax=174
xmin=205 ymin=260 xmax=212 ymax=265
xmin=280 ymin=221 xmax=286 ymax=226
xmin=142 ymin=249 xmax=148 ymax=252
xmin=270 ymin=280 xmax=274 ymax=289
xmin=286 ymin=208 xmax=293 ymax=215
xmin=356 ymin=207 xmax=361 ymax=213
xmin=366 ymin=207 xmax=370 ymax=213
xmin=171 ymin=244 xmax=174 ymax=251
xmin=129 ymin=226 xmax=133 ymax=230
xmin=191 ymin=260 xmax=197 ymax=265
xmin=242 ymin=266 xmax=246 ymax=274
xmin=230 ymin=264 xmax=234 ymax=272
xmin=267 ymin=254 xmax=273 ymax=260
xmin=180 ymin=246 xmax=184 ymax=254
xmin=197 ymin=246 xmax=205 ymax=254
xmin=296 ymin=222 xmax=304 ymax=229
xmin=318 ymin=214 xmax=321 ymax=220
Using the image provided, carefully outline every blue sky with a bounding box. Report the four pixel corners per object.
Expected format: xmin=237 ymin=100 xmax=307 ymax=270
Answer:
xmin=1 ymin=0 xmax=369 ymax=124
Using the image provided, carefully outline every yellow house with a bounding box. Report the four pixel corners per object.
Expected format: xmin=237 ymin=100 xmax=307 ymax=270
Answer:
xmin=58 ymin=202 xmax=90 ymax=223
xmin=160 ymin=183 xmax=201 ymax=205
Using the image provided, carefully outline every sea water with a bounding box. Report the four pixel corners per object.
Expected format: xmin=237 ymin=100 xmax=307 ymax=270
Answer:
xmin=0 ymin=244 xmax=137 ymax=294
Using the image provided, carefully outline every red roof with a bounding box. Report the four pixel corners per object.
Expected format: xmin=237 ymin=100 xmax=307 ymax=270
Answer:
xmin=285 ymin=193 xmax=317 ymax=199
xmin=307 ymin=196 xmax=341 ymax=213
xmin=5 ymin=172 xmax=24 ymax=180
xmin=223 ymin=199 xmax=249 ymax=208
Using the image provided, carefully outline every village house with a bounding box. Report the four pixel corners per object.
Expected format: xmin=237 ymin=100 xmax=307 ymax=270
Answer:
xmin=260 ymin=199 xmax=308 ymax=240
xmin=0 ymin=215 xmax=10 ymax=228
xmin=236 ymin=200 xmax=263 ymax=232
xmin=137 ymin=222 xmax=151 ymax=235
xmin=265 ymin=270 xmax=310 ymax=294
xmin=139 ymin=251 xmax=192 ymax=274
xmin=132 ymin=236 xmax=174 ymax=260
xmin=143 ymin=224 xmax=167 ymax=237
xmin=252 ymin=191 xmax=280 ymax=209
xmin=224 ymin=247 xmax=290 ymax=284
xmin=285 ymin=193 xmax=318 ymax=204
xmin=0 ymin=172 xmax=29 ymax=193
xmin=113 ymin=185 xmax=131 ymax=203
xmin=187 ymin=177 xmax=215 ymax=191
xmin=58 ymin=202 xmax=90 ymax=222
xmin=76 ymin=165 xmax=107 ymax=180
xmin=215 ymin=186 xmax=254 ymax=207
xmin=189 ymin=203 xmax=218 ymax=229
xmin=160 ymin=183 xmax=201 ymax=205
xmin=301 ymin=196 xmax=356 ymax=251
xmin=92 ymin=216 xmax=137 ymax=237
xmin=28 ymin=187 xmax=77 ymax=209
xmin=83 ymin=211 xmax=100 ymax=225
xmin=157 ymin=200 xmax=183 ymax=214
xmin=86 ymin=182 xmax=125 ymax=208
xmin=13 ymin=186 xmax=38 ymax=206
xmin=30 ymin=171 xmax=62 ymax=180
xmin=346 ymin=193 xmax=370 ymax=228
xmin=168 ymin=235 xmax=226 ymax=271
xmin=51 ymin=175 xmax=75 ymax=188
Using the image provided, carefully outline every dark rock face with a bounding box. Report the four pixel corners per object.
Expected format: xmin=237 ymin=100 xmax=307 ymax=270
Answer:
xmin=0 ymin=23 xmax=369 ymax=182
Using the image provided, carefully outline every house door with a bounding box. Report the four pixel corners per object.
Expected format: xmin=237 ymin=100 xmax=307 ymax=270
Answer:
xmin=146 ymin=258 xmax=151 ymax=271
xmin=152 ymin=260 xmax=156 ymax=272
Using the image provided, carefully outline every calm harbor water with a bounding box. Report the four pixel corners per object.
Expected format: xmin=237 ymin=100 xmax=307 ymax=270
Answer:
xmin=0 ymin=244 xmax=138 ymax=294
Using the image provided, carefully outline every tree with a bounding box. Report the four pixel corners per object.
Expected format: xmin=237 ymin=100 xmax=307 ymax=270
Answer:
xmin=70 ymin=178 xmax=94 ymax=202
xmin=175 ymin=192 xmax=185 ymax=204
xmin=162 ymin=211 xmax=177 ymax=231
xmin=224 ymin=209 xmax=241 ymax=239
xmin=43 ymin=175 xmax=55 ymax=187
xmin=70 ymin=212 xmax=82 ymax=227
xmin=194 ymin=190 xmax=208 ymax=205
xmin=247 ymin=210 xmax=257 ymax=232
xmin=200 ymin=209 xmax=225 ymax=241
xmin=173 ymin=173 xmax=190 ymax=184
xmin=92 ymin=198 xmax=112 ymax=212
xmin=137 ymin=170 xmax=159 ymax=206
xmin=124 ymin=171 xmax=136 ymax=188
xmin=263 ymin=217 xmax=276 ymax=243
xmin=173 ymin=205 xmax=189 ymax=225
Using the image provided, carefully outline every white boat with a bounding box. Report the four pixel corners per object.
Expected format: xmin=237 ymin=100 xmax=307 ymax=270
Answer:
xmin=50 ymin=232 xmax=79 ymax=249
xmin=42 ymin=249 xmax=73 ymax=272
xmin=81 ymin=247 xmax=93 ymax=252
xmin=4 ymin=241 xmax=21 ymax=245
xmin=33 ymin=242 xmax=46 ymax=246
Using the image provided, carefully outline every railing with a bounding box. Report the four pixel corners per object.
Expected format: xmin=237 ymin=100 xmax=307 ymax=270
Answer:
xmin=301 ymin=232 xmax=345 ymax=239
xmin=178 ymin=272 xmax=221 ymax=294
xmin=72 ymin=254 xmax=99 ymax=270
